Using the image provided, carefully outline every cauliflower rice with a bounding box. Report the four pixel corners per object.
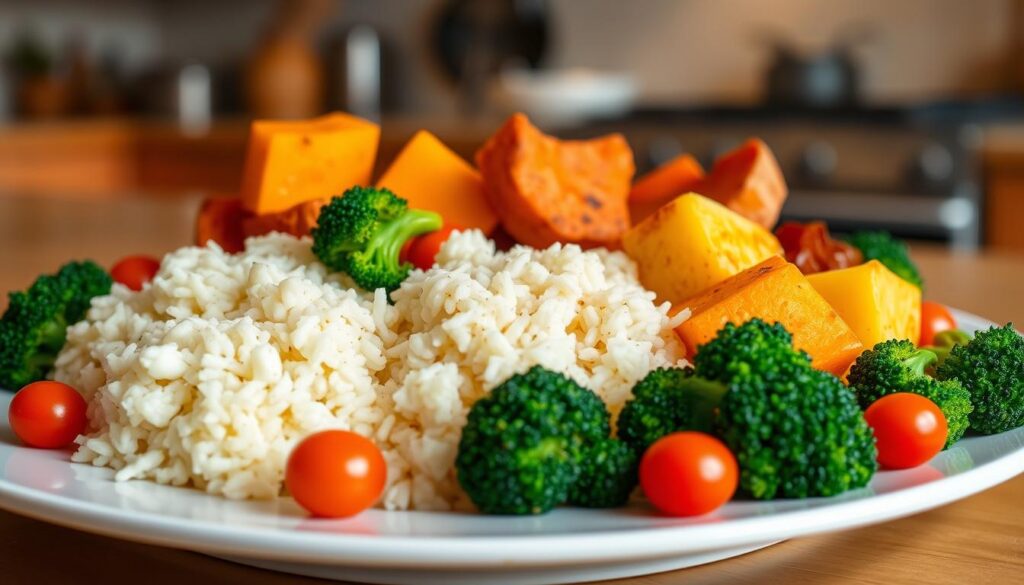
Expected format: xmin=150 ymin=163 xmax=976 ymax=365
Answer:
xmin=54 ymin=230 xmax=688 ymax=509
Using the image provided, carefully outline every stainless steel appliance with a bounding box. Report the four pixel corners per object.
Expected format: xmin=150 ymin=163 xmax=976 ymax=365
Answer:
xmin=580 ymin=106 xmax=987 ymax=249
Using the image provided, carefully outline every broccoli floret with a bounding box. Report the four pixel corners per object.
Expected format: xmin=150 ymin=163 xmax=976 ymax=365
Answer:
xmin=693 ymin=318 xmax=811 ymax=382
xmin=455 ymin=366 xmax=610 ymax=515
xmin=936 ymin=324 xmax=1024 ymax=434
xmin=846 ymin=231 xmax=923 ymax=289
xmin=312 ymin=186 xmax=442 ymax=292
xmin=0 ymin=261 xmax=111 ymax=390
xmin=848 ymin=339 xmax=972 ymax=448
xmin=617 ymin=367 xmax=722 ymax=456
xmin=567 ymin=437 xmax=638 ymax=508
xmin=619 ymin=319 xmax=877 ymax=500
xmin=715 ymin=360 xmax=877 ymax=499
xmin=923 ymin=329 xmax=972 ymax=371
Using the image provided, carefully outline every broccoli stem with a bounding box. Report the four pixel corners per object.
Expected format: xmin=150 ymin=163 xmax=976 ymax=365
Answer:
xmin=902 ymin=348 xmax=938 ymax=377
xmin=372 ymin=209 xmax=443 ymax=267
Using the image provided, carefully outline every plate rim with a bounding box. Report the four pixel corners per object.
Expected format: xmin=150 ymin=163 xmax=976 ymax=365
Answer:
xmin=0 ymin=308 xmax=1021 ymax=570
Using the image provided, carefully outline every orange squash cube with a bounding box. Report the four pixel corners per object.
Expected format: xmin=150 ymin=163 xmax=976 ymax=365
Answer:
xmin=376 ymin=130 xmax=498 ymax=233
xmin=240 ymin=112 xmax=380 ymax=215
xmin=675 ymin=255 xmax=864 ymax=376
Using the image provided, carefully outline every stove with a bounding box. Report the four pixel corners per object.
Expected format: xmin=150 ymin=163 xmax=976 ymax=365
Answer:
xmin=577 ymin=102 xmax=1017 ymax=250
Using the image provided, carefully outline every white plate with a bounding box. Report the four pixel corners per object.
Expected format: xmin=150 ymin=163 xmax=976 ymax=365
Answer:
xmin=0 ymin=309 xmax=1022 ymax=585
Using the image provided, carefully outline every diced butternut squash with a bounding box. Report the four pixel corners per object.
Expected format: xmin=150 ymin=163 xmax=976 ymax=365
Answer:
xmin=694 ymin=138 xmax=787 ymax=229
xmin=675 ymin=255 xmax=865 ymax=376
xmin=622 ymin=193 xmax=782 ymax=305
xmin=376 ymin=130 xmax=498 ymax=233
xmin=240 ymin=112 xmax=379 ymax=215
xmin=806 ymin=260 xmax=922 ymax=348
xmin=196 ymin=197 xmax=246 ymax=253
xmin=629 ymin=154 xmax=704 ymax=223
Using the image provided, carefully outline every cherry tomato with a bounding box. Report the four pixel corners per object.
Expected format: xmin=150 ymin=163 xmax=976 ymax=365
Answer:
xmin=639 ymin=431 xmax=738 ymax=517
xmin=405 ymin=226 xmax=460 ymax=271
xmin=8 ymin=381 xmax=88 ymax=449
xmin=920 ymin=301 xmax=957 ymax=347
xmin=285 ymin=430 xmax=386 ymax=518
xmin=865 ymin=393 xmax=947 ymax=469
xmin=111 ymin=255 xmax=161 ymax=291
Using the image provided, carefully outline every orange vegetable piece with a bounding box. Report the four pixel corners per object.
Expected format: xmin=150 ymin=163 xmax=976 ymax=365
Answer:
xmin=695 ymin=138 xmax=788 ymax=229
xmin=196 ymin=197 xmax=246 ymax=254
xmin=240 ymin=112 xmax=380 ymax=215
xmin=629 ymin=154 xmax=704 ymax=223
xmin=241 ymin=198 xmax=328 ymax=240
xmin=376 ymin=130 xmax=498 ymax=233
xmin=675 ymin=255 xmax=864 ymax=377
xmin=475 ymin=113 xmax=634 ymax=249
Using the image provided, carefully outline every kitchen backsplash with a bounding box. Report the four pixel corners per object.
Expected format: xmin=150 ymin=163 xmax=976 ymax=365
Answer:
xmin=0 ymin=0 xmax=1017 ymax=112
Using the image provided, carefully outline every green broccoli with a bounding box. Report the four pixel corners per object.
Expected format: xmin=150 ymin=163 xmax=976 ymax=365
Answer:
xmin=617 ymin=367 xmax=721 ymax=456
xmin=923 ymin=329 xmax=972 ymax=371
xmin=455 ymin=366 xmax=613 ymax=515
xmin=311 ymin=186 xmax=442 ymax=292
xmin=936 ymin=324 xmax=1024 ymax=434
xmin=0 ymin=261 xmax=112 ymax=390
xmin=846 ymin=231 xmax=923 ymax=289
xmin=847 ymin=339 xmax=972 ymax=447
xmin=693 ymin=318 xmax=811 ymax=382
xmin=618 ymin=319 xmax=877 ymax=500
xmin=567 ymin=437 xmax=638 ymax=508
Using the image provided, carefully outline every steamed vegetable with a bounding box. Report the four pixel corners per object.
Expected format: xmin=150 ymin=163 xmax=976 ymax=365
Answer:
xmin=312 ymin=186 xmax=442 ymax=292
xmin=673 ymin=255 xmax=864 ymax=376
xmin=621 ymin=319 xmax=877 ymax=499
xmin=846 ymin=231 xmax=923 ymax=289
xmin=937 ymin=324 xmax=1024 ymax=434
xmin=622 ymin=193 xmax=782 ymax=306
xmin=806 ymin=260 xmax=922 ymax=348
xmin=476 ymin=113 xmax=634 ymax=249
xmin=628 ymin=154 xmax=704 ymax=223
xmin=848 ymin=339 xmax=972 ymax=447
xmin=377 ymin=130 xmax=498 ymax=234
xmin=923 ymin=329 xmax=971 ymax=369
xmin=0 ymin=261 xmax=112 ymax=389
xmin=455 ymin=366 xmax=636 ymax=515
xmin=865 ymin=393 xmax=947 ymax=469
xmin=693 ymin=138 xmax=788 ymax=229
xmin=240 ymin=113 xmax=379 ymax=215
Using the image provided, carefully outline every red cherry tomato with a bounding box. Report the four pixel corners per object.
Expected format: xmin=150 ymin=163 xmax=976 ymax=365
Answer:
xmin=639 ymin=431 xmax=738 ymax=517
xmin=285 ymin=430 xmax=387 ymax=518
xmin=111 ymin=255 xmax=161 ymax=291
xmin=919 ymin=301 xmax=957 ymax=347
xmin=8 ymin=381 xmax=88 ymax=449
xmin=405 ymin=226 xmax=460 ymax=271
xmin=865 ymin=393 xmax=947 ymax=469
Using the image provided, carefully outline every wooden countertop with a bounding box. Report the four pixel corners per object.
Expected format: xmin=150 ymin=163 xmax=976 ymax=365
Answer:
xmin=1 ymin=195 xmax=1022 ymax=584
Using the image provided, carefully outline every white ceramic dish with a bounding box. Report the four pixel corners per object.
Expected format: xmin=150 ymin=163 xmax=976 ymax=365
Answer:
xmin=0 ymin=309 xmax=1021 ymax=585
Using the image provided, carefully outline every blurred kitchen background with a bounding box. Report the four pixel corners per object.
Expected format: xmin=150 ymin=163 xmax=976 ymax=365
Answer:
xmin=2 ymin=0 xmax=1024 ymax=251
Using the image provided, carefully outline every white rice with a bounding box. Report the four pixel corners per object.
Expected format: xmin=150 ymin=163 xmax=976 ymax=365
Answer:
xmin=54 ymin=230 xmax=688 ymax=509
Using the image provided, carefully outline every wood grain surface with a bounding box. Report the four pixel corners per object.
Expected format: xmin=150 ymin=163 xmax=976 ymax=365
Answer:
xmin=0 ymin=194 xmax=1021 ymax=585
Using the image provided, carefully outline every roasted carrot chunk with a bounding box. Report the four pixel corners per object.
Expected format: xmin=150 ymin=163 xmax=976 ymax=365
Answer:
xmin=196 ymin=197 xmax=246 ymax=254
xmin=629 ymin=154 xmax=704 ymax=223
xmin=695 ymin=138 xmax=788 ymax=229
xmin=675 ymin=255 xmax=864 ymax=376
xmin=475 ymin=113 xmax=634 ymax=249
xmin=240 ymin=198 xmax=328 ymax=240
